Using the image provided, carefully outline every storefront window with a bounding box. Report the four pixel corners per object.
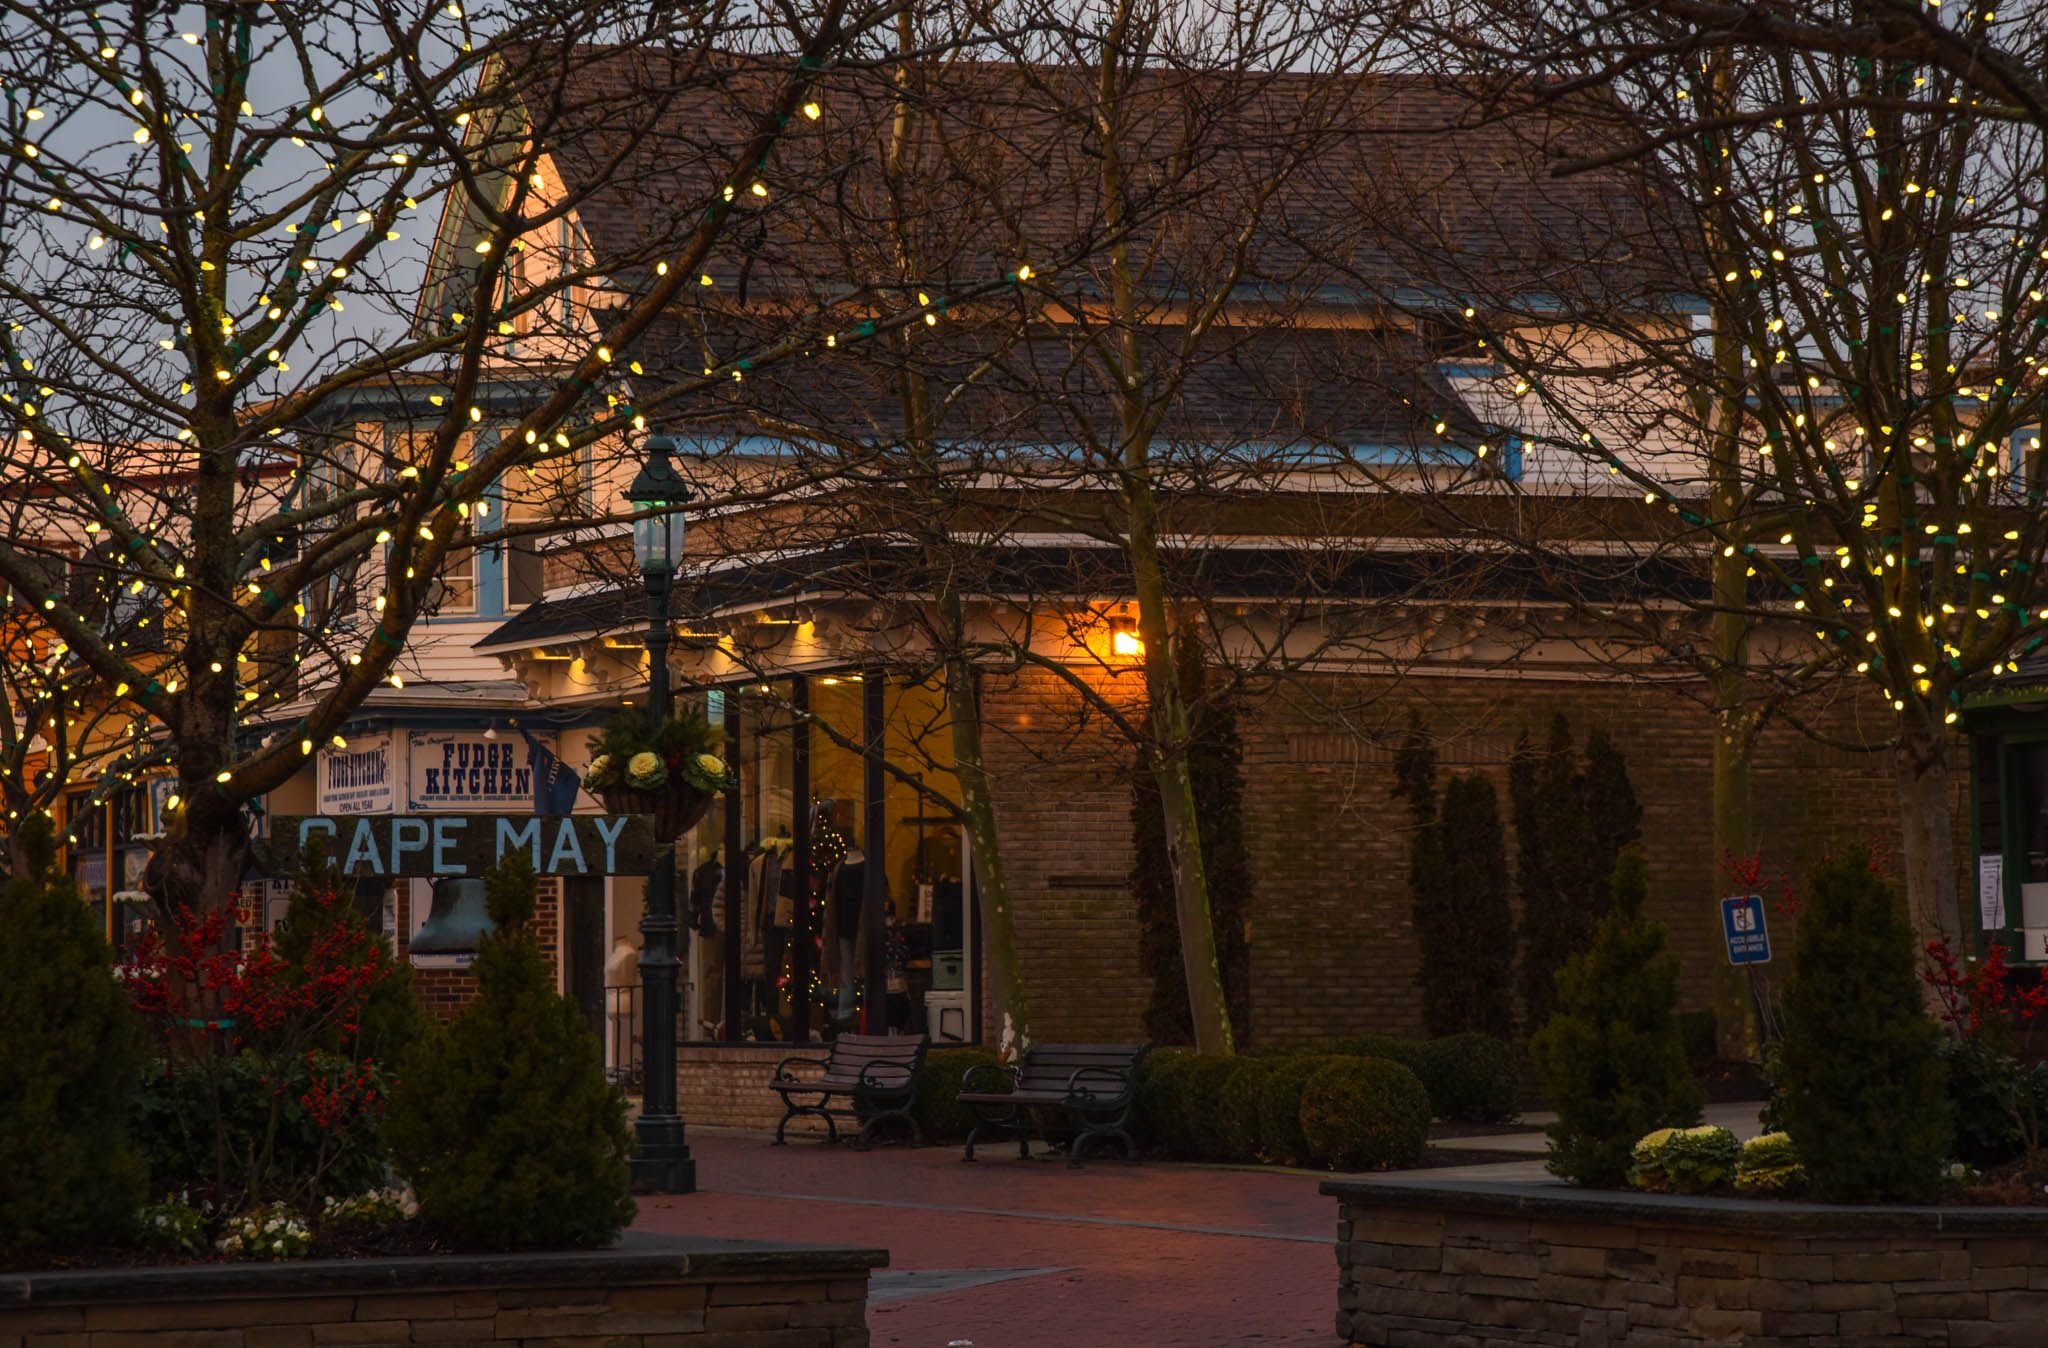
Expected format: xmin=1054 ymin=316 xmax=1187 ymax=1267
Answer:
xmin=689 ymin=674 xmax=968 ymax=1043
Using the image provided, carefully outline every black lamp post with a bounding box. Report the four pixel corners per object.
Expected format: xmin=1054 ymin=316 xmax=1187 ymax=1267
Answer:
xmin=626 ymin=433 xmax=695 ymax=1195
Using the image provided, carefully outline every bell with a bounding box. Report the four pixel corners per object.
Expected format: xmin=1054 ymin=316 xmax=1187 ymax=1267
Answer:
xmin=409 ymin=877 xmax=494 ymax=957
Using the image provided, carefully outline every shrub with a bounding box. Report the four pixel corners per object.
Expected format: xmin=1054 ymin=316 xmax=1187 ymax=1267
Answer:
xmin=1419 ymin=773 xmax=1516 ymax=1039
xmin=132 ymin=1050 xmax=393 ymax=1207
xmin=1328 ymin=1034 xmax=1429 ymax=1082
xmin=1298 ymin=1057 xmax=1430 ymax=1171
xmin=1939 ymin=1036 xmax=2028 ymax=1169
xmin=384 ymin=856 xmax=636 ymax=1248
xmin=269 ymin=845 xmax=428 ymax=1070
xmin=1216 ymin=1058 xmax=1282 ymax=1161
xmin=1178 ymin=1054 xmax=1239 ymax=1159
xmin=1418 ymin=1034 xmax=1519 ymax=1124
xmin=1733 ymin=1132 xmax=1805 ymax=1195
xmin=1530 ymin=846 xmax=1703 ymax=1187
xmin=1774 ymin=849 xmax=1948 ymax=1203
xmin=0 ymin=814 xmax=148 ymax=1256
xmin=1628 ymin=1125 xmax=1740 ymax=1193
xmin=915 ymin=1046 xmax=1005 ymax=1142
xmin=1513 ymin=718 xmax=1640 ymax=1035
xmin=1256 ymin=1054 xmax=1333 ymax=1166
xmin=1137 ymin=1048 xmax=1196 ymax=1151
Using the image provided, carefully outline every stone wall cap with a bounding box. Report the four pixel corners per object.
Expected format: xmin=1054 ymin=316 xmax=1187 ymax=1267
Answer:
xmin=1319 ymin=1175 xmax=2048 ymax=1233
xmin=0 ymin=1231 xmax=888 ymax=1307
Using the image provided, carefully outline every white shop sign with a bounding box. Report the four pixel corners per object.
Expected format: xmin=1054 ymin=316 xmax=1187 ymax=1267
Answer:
xmin=317 ymin=733 xmax=397 ymax=815
xmin=406 ymin=731 xmax=550 ymax=811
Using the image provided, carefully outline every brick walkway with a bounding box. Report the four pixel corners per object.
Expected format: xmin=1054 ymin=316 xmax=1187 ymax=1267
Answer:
xmin=631 ymin=1131 xmax=1346 ymax=1348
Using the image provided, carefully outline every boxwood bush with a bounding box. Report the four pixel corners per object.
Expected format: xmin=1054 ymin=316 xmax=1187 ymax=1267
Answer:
xmin=1216 ymin=1057 xmax=1283 ymax=1161
xmin=1177 ymin=1054 xmax=1239 ymax=1159
xmin=1255 ymin=1054 xmax=1333 ymax=1166
xmin=1327 ymin=1032 xmax=1517 ymax=1124
xmin=915 ymin=1046 xmax=1005 ymax=1142
xmin=1137 ymin=1047 xmax=1196 ymax=1151
xmin=1298 ymin=1057 xmax=1430 ymax=1171
xmin=1416 ymin=1034 xmax=1519 ymax=1124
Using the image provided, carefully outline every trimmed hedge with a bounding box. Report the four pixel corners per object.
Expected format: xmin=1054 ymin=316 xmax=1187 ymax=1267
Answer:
xmin=1416 ymin=1033 xmax=1519 ymax=1124
xmin=915 ymin=1046 xmax=1005 ymax=1142
xmin=1177 ymin=1054 xmax=1238 ymax=1159
xmin=1328 ymin=1032 xmax=1518 ymax=1124
xmin=1255 ymin=1054 xmax=1334 ymax=1166
xmin=1298 ymin=1057 xmax=1430 ymax=1171
xmin=1216 ymin=1058 xmax=1283 ymax=1161
xmin=1138 ymin=1048 xmax=1197 ymax=1152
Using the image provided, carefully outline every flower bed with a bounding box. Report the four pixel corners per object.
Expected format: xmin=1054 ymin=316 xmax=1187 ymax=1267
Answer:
xmin=1323 ymin=1174 xmax=2048 ymax=1347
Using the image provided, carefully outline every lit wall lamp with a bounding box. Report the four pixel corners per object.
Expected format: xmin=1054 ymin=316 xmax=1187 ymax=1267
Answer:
xmin=1112 ymin=626 xmax=1145 ymax=658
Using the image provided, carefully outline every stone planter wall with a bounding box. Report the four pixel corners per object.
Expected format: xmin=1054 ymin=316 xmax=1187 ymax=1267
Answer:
xmin=1323 ymin=1176 xmax=2048 ymax=1348
xmin=0 ymin=1232 xmax=882 ymax=1348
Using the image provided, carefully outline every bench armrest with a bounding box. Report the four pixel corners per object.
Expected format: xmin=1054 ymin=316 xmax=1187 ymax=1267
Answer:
xmin=772 ymin=1052 xmax=831 ymax=1084
xmin=960 ymin=1061 xmax=1017 ymax=1095
xmin=1063 ymin=1064 xmax=1132 ymax=1105
xmin=857 ymin=1058 xmax=918 ymax=1092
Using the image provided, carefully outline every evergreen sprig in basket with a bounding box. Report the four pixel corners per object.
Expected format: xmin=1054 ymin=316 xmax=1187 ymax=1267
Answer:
xmin=582 ymin=707 xmax=739 ymax=840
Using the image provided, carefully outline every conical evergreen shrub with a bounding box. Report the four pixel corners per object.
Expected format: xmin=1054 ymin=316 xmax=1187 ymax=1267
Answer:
xmin=1530 ymin=846 xmax=1702 ymax=1186
xmin=1774 ymin=849 xmax=1947 ymax=1202
xmin=384 ymin=856 xmax=635 ymax=1248
xmin=0 ymin=814 xmax=148 ymax=1255
xmin=1515 ymin=715 xmax=1640 ymax=1034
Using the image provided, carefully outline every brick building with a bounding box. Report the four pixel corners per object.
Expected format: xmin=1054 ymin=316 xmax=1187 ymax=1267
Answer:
xmin=279 ymin=48 xmax=1969 ymax=1108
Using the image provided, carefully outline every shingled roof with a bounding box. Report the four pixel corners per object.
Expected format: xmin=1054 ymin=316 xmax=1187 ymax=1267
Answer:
xmin=499 ymin=47 xmax=1683 ymax=312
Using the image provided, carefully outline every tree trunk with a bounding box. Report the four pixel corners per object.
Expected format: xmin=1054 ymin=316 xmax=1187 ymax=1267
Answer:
xmin=944 ymin=652 xmax=1033 ymax=1061
xmin=1709 ymin=689 xmax=1758 ymax=1058
xmin=1896 ymin=709 xmax=1962 ymax=967
xmin=1136 ymin=623 xmax=1234 ymax=1057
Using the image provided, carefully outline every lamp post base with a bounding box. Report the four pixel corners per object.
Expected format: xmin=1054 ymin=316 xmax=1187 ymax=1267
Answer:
xmin=630 ymin=1115 xmax=696 ymax=1195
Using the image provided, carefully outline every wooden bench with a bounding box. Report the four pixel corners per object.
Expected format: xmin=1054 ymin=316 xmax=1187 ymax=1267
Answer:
xmin=768 ymin=1033 xmax=928 ymax=1147
xmin=957 ymin=1043 xmax=1149 ymax=1167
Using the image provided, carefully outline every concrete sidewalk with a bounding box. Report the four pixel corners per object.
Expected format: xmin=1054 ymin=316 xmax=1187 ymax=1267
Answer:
xmin=1448 ymin=1100 xmax=1769 ymax=1156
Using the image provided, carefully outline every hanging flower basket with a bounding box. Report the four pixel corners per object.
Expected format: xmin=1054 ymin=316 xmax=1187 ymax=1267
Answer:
xmin=597 ymin=782 xmax=717 ymax=841
xmin=582 ymin=706 xmax=739 ymax=841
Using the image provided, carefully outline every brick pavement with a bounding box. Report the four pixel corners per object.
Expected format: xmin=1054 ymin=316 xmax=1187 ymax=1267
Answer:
xmin=632 ymin=1131 xmax=1347 ymax=1348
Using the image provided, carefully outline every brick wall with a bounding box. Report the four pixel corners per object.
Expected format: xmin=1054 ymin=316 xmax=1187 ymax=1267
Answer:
xmin=0 ymin=1246 xmax=877 ymax=1348
xmin=676 ymin=1043 xmax=834 ymax=1135
xmin=1327 ymin=1179 xmax=2048 ymax=1346
xmin=974 ymin=664 xmax=1938 ymax=1050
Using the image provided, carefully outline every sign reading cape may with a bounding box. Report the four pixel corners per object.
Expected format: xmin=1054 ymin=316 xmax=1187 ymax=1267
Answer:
xmin=264 ymin=814 xmax=656 ymax=878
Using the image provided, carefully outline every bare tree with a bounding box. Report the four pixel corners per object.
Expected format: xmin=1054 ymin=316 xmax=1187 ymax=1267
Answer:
xmin=1361 ymin=0 xmax=2048 ymax=958
xmin=0 ymin=0 xmax=925 ymax=1012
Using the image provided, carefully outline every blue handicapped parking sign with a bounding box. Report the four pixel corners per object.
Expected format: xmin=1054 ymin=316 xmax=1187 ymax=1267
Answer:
xmin=1722 ymin=894 xmax=1771 ymax=965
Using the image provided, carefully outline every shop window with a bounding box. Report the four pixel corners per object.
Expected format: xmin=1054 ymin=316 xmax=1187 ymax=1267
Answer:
xmin=699 ymin=676 xmax=968 ymax=1044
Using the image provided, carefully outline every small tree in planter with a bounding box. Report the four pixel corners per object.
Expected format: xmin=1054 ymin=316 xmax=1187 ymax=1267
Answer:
xmin=0 ymin=814 xmax=148 ymax=1255
xmin=1531 ymin=846 xmax=1702 ymax=1187
xmin=384 ymin=855 xmax=636 ymax=1248
xmin=1776 ymin=849 xmax=1948 ymax=1203
xmin=582 ymin=706 xmax=737 ymax=839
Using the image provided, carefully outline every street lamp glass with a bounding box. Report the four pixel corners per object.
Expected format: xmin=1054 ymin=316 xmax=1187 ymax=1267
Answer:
xmin=626 ymin=435 xmax=692 ymax=576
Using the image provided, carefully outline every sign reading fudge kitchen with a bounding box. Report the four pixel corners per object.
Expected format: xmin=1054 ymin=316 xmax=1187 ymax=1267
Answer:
xmin=406 ymin=731 xmax=548 ymax=811
xmin=266 ymin=814 xmax=656 ymax=878
xmin=316 ymin=733 xmax=396 ymax=815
